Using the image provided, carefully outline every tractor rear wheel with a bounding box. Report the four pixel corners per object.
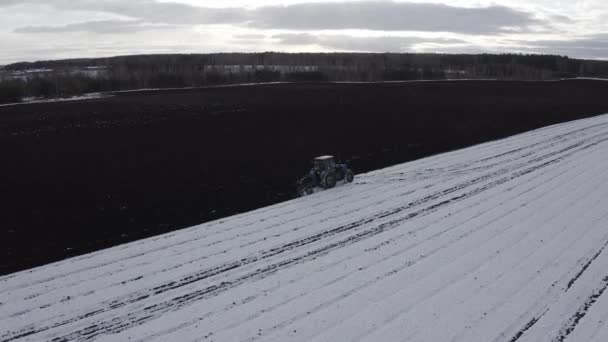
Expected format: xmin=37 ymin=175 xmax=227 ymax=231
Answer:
xmin=324 ymin=172 xmax=337 ymax=188
xmin=345 ymin=170 xmax=354 ymax=183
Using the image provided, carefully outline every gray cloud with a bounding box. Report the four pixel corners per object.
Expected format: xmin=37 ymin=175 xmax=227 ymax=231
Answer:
xmin=254 ymin=2 xmax=539 ymax=34
xmin=0 ymin=41 xmax=217 ymax=64
xmin=8 ymin=1 xmax=540 ymax=34
xmin=232 ymin=33 xmax=267 ymax=40
xmin=5 ymin=0 xmax=606 ymax=62
xmin=274 ymin=33 xmax=320 ymax=46
xmin=522 ymin=34 xmax=608 ymax=58
xmin=2 ymin=0 xmax=247 ymax=25
xmin=424 ymin=34 xmax=608 ymax=59
xmin=534 ymin=34 xmax=608 ymax=50
xmin=0 ymin=0 xmax=21 ymax=6
xmin=550 ymin=14 xmax=573 ymax=23
xmin=274 ymin=33 xmax=464 ymax=52
xmin=231 ymin=33 xmax=269 ymax=45
xmin=14 ymin=20 xmax=174 ymax=34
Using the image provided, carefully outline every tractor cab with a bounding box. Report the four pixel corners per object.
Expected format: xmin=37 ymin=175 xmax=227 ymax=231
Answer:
xmin=313 ymin=155 xmax=336 ymax=173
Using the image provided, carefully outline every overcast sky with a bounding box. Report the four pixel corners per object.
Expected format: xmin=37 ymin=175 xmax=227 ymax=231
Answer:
xmin=0 ymin=0 xmax=607 ymax=64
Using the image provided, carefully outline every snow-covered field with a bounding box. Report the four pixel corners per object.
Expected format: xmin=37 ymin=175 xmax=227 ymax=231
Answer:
xmin=3 ymin=114 xmax=608 ymax=342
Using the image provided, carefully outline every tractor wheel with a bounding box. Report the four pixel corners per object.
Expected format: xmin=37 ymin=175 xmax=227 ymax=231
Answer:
xmin=324 ymin=172 xmax=337 ymax=188
xmin=345 ymin=170 xmax=354 ymax=183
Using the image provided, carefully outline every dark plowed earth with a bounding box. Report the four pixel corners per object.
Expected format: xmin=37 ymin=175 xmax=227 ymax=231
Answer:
xmin=3 ymin=80 xmax=608 ymax=275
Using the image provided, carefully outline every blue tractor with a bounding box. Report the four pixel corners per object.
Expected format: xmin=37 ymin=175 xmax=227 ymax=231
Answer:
xmin=297 ymin=155 xmax=354 ymax=196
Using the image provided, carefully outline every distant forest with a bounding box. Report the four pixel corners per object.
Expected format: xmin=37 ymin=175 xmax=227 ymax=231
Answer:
xmin=1 ymin=52 xmax=608 ymax=103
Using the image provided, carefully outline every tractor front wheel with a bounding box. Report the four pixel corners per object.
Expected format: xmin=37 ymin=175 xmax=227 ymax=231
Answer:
xmin=324 ymin=172 xmax=337 ymax=188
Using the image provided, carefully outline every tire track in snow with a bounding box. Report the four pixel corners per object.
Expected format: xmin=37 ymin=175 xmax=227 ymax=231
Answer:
xmin=554 ymin=276 xmax=608 ymax=342
xmin=429 ymin=201 xmax=608 ymax=342
xmin=406 ymin=136 xmax=608 ymax=342
xmin=507 ymin=238 xmax=608 ymax=342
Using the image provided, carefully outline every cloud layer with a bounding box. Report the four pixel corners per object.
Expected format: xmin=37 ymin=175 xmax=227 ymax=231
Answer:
xmin=252 ymin=2 xmax=538 ymax=33
xmin=521 ymin=34 xmax=608 ymax=58
xmin=0 ymin=0 xmax=606 ymax=63
xmin=10 ymin=1 xmax=539 ymax=34
xmin=14 ymin=20 xmax=175 ymax=34
xmin=273 ymin=33 xmax=464 ymax=52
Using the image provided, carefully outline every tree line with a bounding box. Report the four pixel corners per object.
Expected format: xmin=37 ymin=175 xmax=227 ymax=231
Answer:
xmin=1 ymin=52 xmax=608 ymax=104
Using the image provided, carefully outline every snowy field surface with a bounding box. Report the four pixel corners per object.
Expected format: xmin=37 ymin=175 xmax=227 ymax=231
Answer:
xmin=3 ymin=114 xmax=608 ymax=342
